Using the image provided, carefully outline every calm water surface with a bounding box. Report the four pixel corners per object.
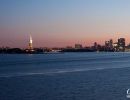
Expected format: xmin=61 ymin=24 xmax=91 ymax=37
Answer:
xmin=0 ymin=52 xmax=130 ymax=100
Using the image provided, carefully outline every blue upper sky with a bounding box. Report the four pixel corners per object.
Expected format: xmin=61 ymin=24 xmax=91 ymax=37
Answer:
xmin=0 ymin=0 xmax=130 ymax=47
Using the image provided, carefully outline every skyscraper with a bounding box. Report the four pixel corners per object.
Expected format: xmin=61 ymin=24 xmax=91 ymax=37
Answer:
xmin=105 ymin=39 xmax=113 ymax=51
xmin=29 ymin=35 xmax=33 ymax=50
xmin=118 ymin=38 xmax=125 ymax=51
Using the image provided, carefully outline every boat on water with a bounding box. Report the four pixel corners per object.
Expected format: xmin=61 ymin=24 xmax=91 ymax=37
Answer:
xmin=126 ymin=89 xmax=130 ymax=98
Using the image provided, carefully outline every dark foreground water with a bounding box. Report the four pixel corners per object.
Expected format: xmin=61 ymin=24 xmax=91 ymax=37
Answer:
xmin=0 ymin=52 xmax=130 ymax=100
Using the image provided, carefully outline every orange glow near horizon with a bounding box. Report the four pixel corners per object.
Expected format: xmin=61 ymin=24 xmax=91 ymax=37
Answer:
xmin=1 ymin=31 xmax=130 ymax=48
xmin=1 ymin=0 xmax=130 ymax=48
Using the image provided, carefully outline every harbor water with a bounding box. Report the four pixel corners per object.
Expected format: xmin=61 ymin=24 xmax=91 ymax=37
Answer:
xmin=0 ymin=52 xmax=130 ymax=100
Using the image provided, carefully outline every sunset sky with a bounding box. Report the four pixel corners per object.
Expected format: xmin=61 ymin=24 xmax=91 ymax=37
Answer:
xmin=1 ymin=0 xmax=130 ymax=48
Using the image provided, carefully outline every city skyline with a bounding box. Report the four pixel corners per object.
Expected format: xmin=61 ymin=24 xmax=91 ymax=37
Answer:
xmin=0 ymin=35 xmax=129 ymax=49
xmin=1 ymin=0 xmax=130 ymax=48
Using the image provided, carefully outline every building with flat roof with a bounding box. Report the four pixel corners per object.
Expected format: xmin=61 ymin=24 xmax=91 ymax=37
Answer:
xmin=75 ymin=44 xmax=82 ymax=49
xmin=118 ymin=38 xmax=125 ymax=51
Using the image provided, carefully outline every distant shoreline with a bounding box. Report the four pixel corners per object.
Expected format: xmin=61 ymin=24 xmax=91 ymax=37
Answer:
xmin=0 ymin=47 xmax=129 ymax=54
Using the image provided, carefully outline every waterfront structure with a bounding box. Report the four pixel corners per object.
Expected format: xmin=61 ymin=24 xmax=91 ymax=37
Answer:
xmin=125 ymin=44 xmax=130 ymax=52
xmin=113 ymin=42 xmax=118 ymax=51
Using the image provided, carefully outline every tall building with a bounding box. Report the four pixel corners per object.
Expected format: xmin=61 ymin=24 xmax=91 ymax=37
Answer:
xmin=29 ymin=35 xmax=33 ymax=50
xmin=93 ymin=42 xmax=98 ymax=51
xmin=105 ymin=39 xmax=113 ymax=48
xmin=109 ymin=39 xmax=113 ymax=48
xmin=118 ymin=38 xmax=125 ymax=51
xmin=105 ymin=39 xmax=114 ymax=51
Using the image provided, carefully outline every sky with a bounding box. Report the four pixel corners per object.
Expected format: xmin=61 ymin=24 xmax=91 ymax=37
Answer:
xmin=1 ymin=0 xmax=130 ymax=48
